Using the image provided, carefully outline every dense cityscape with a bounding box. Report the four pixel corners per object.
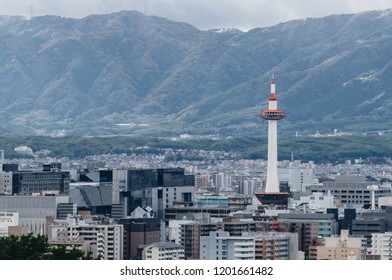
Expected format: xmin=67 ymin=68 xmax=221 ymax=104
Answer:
xmin=2 ymin=123 xmax=392 ymax=260
xmin=1 ymin=3 xmax=392 ymax=264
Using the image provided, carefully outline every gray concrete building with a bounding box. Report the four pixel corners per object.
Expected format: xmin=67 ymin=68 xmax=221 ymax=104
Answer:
xmin=0 ymin=195 xmax=69 ymax=235
xmin=307 ymin=176 xmax=391 ymax=207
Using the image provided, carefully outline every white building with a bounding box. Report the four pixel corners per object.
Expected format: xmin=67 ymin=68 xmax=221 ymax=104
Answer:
xmin=168 ymin=219 xmax=195 ymax=244
xmin=141 ymin=242 xmax=185 ymax=260
xmin=47 ymin=216 xmax=123 ymax=260
xmin=151 ymin=186 xmax=194 ymax=214
xmin=200 ymin=231 xmax=255 ymax=260
xmin=200 ymin=230 xmax=298 ymax=260
xmin=213 ymin=173 xmax=231 ymax=191
xmin=278 ymin=167 xmax=314 ymax=192
xmin=243 ymin=179 xmax=257 ymax=196
xmin=371 ymin=232 xmax=392 ymax=260
xmin=0 ymin=171 xmax=13 ymax=195
xmin=290 ymin=192 xmax=335 ymax=213
xmin=0 ymin=212 xmax=19 ymax=237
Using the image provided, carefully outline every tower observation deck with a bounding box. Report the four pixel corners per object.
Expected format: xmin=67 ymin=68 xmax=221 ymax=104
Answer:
xmin=255 ymin=79 xmax=289 ymax=207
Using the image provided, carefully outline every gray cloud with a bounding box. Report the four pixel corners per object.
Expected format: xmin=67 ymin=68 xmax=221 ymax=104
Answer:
xmin=0 ymin=0 xmax=391 ymax=30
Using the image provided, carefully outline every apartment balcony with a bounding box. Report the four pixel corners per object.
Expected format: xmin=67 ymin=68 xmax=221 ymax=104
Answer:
xmin=234 ymin=247 xmax=254 ymax=253
xmin=234 ymin=252 xmax=254 ymax=259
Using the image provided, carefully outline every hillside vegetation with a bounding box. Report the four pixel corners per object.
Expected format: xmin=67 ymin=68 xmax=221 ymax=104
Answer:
xmin=2 ymin=135 xmax=392 ymax=163
xmin=0 ymin=10 xmax=392 ymax=136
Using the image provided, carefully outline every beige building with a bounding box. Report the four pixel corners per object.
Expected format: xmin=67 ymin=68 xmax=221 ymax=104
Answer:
xmin=249 ymin=232 xmax=298 ymax=260
xmin=141 ymin=242 xmax=185 ymax=260
xmin=0 ymin=212 xmax=19 ymax=237
xmin=314 ymin=230 xmax=366 ymax=260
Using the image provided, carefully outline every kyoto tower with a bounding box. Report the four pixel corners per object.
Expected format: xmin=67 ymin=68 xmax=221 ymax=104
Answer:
xmin=255 ymin=78 xmax=289 ymax=206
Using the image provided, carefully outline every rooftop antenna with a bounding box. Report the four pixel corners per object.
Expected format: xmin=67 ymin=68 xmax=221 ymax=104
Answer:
xmin=367 ymin=185 xmax=379 ymax=210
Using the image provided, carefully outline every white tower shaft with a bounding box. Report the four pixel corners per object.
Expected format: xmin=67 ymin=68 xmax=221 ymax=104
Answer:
xmin=265 ymin=98 xmax=279 ymax=193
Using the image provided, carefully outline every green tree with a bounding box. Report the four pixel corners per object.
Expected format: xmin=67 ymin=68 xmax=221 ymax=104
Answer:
xmin=0 ymin=234 xmax=47 ymax=260
xmin=0 ymin=234 xmax=95 ymax=260
xmin=46 ymin=245 xmax=95 ymax=260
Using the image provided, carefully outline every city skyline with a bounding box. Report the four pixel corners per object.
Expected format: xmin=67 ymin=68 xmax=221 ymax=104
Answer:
xmin=1 ymin=0 xmax=392 ymax=265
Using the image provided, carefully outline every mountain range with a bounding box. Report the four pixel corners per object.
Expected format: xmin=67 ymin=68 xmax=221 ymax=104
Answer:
xmin=0 ymin=9 xmax=392 ymax=137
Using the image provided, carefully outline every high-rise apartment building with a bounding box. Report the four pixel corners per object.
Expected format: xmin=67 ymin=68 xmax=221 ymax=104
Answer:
xmin=200 ymin=231 xmax=255 ymax=260
xmin=371 ymin=232 xmax=392 ymax=260
xmin=47 ymin=215 xmax=123 ymax=260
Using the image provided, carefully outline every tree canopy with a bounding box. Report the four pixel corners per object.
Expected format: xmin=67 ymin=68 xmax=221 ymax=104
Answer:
xmin=0 ymin=234 xmax=95 ymax=260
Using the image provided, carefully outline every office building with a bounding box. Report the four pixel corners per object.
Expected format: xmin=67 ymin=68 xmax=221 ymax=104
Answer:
xmin=307 ymin=176 xmax=391 ymax=207
xmin=11 ymin=163 xmax=70 ymax=195
xmin=112 ymin=168 xmax=195 ymax=219
xmin=0 ymin=195 xmax=69 ymax=235
xmin=195 ymin=195 xmax=252 ymax=210
xmin=119 ymin=217 xmax=161 ymax=260
xmin=351 ymin=219 xmax=387 ymax=247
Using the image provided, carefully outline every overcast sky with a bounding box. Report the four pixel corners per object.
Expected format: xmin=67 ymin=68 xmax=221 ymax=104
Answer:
xmin=1 ymin=0 xmax=392 ymax=30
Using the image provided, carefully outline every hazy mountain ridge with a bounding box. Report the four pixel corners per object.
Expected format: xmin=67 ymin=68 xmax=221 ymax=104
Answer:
xmin=0 ymin=10 xmax=392 ymax=136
